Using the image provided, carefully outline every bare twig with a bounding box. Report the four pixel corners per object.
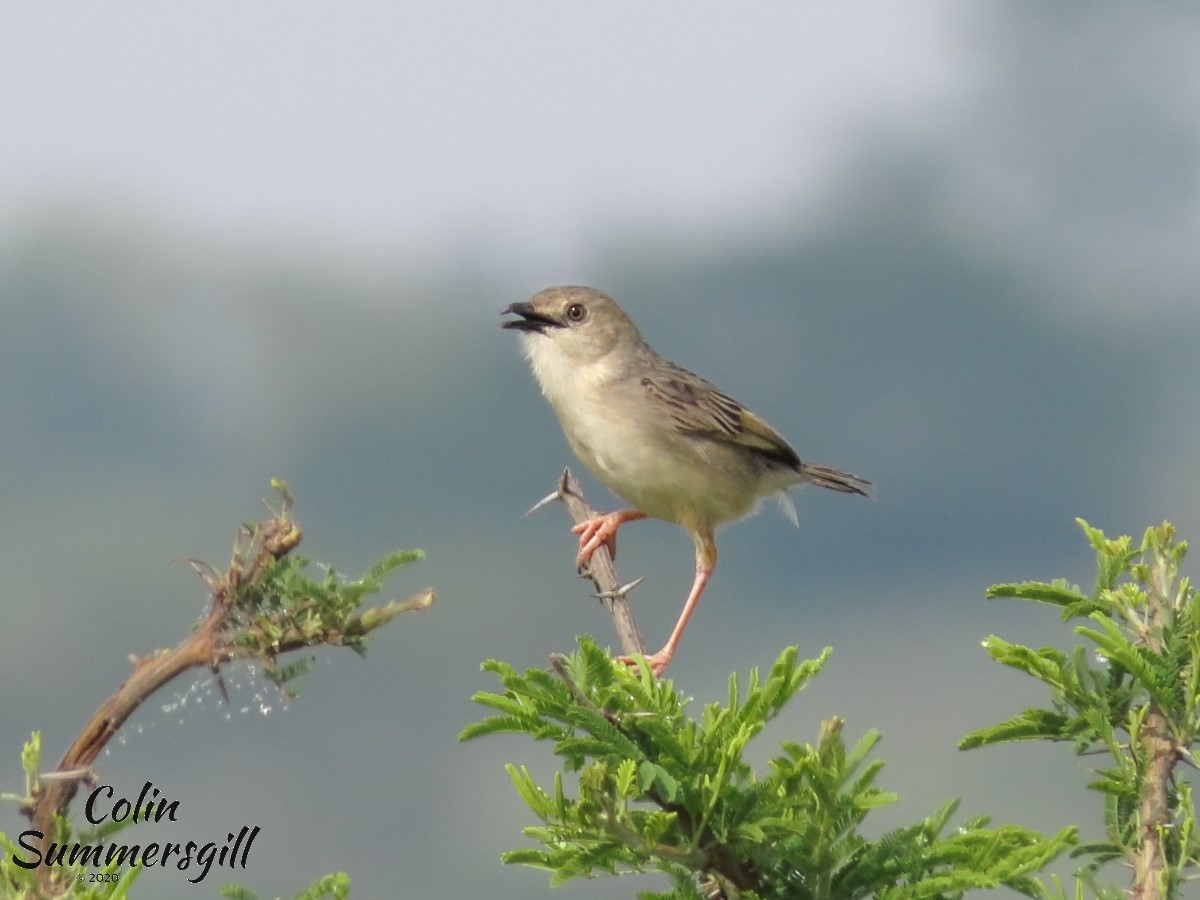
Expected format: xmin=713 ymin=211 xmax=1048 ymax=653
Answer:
xmin=534 ymin=469 xmax=645 ymax=658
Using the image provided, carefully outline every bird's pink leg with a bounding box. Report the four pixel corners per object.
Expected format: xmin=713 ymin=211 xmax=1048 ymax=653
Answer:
xmin=571 ymin=509 xmax=647 ymax=568
xmin=621 ymin=529 xmax=716 ymax=676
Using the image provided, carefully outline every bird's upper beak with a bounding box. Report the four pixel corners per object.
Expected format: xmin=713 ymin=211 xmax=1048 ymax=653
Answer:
xmin=500 ymin=302 xmax=561 ymax=334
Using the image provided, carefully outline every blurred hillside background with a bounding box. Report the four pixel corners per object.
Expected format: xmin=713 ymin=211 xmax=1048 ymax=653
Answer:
xmin=1 ymin=3 xmax=1198 ymax=898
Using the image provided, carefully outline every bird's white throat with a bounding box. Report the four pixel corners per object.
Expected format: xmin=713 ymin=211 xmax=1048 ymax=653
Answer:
xmin=521 ymin=332 xmax=613 ymax=414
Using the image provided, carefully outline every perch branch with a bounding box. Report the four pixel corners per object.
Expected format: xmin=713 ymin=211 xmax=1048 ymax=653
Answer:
xmin=533 ymin=468 xmax=645 ymax=658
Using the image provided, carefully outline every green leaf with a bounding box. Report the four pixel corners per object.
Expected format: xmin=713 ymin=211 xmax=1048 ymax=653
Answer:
xmin=615 ymin=758 xmax=638 ymax=798
xmin=220 ymin=887 xmax=259 ymax=900
xmin=459 ymin=714 xmax=540 ymax=741
xmin=980 ymin=636 xmax=1068 ymax=690
xmin=292 ymin=872 xmax=352 ymax=900
xmin=637 ymin=760 xmax=658 ymax=794
xmin=506 ymin=764 xmax=555 ymax=819
xmin=501 ymin=848 xmax=555 ymax=868
xmin=959 ymin=708 xmax=1072 ymax=749
xmin=1076 ymin=616 xmax=1181 ymax=716
xmin=856 ymin=789 xmax=900 ymax=810
xmin=987 ymin=579 xmax=1092 ymax=611
xmin=21 ymin=732 xmax=40 ymax=788
xmin=362 ymin=549 xmax=425 ymax=582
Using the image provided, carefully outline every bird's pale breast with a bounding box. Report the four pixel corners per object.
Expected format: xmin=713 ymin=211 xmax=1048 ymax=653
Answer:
xmin=537 ymin=354 xmax=798 ymax=532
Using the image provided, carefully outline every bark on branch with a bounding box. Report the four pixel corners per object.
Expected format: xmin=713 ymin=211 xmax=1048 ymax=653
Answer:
xmin=535 ymin=468 xmax=645 ymax=658
xmin=1132 ymin=554 xmax=1182 ymax=900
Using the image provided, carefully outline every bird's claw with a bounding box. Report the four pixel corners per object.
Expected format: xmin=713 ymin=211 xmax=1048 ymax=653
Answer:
xmin=572 ymin=512 xmax=624 ymax=567
xmin=616 ymin=649 xmax=672 ymax=677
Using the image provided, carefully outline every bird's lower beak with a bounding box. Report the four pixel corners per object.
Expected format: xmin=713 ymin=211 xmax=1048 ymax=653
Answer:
xmin=500 ymin=302 xmax=560 ymax=333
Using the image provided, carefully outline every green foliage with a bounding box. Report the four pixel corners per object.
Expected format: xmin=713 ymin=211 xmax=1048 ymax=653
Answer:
xmin=221 ymin=871 xmax=351 ymax=900
xmin=463 ymin=638 xmax=1073 ymax=899
xmin=223 ymin=485 xmax=432 ymax=694
xmin=963 ymin=520 xmax=1200 ymax=896
xmin=0 ymin=734 xmax=143 ymax=899
xmin=231 ymin=545 xmax=429 ymax=692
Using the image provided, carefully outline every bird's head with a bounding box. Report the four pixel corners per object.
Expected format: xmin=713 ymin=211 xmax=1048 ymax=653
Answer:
xmin=501 ymin=286 xmax=644 ymax=368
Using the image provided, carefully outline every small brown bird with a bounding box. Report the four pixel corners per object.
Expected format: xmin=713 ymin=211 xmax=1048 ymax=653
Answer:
xmin=502 ymin=286 xmax=870 ymax=675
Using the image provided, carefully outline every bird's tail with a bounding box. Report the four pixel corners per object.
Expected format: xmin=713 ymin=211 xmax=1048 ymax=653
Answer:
xmin=801 ymin=463 xmax=872 ymax=497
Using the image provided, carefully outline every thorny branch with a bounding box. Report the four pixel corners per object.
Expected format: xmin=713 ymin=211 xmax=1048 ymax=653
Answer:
xmin=536 ymin=473 xmax=747 ymax=898
xmin=529 ymin=468 xmax=645 ymax=658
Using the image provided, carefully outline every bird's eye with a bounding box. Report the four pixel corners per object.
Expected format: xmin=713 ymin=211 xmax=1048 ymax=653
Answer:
xmin=566 ymin=302 xmax=586 ymax=322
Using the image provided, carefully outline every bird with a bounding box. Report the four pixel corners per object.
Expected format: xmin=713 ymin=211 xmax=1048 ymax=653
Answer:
xmin=501 ymin=286 xmax=870 ymax=675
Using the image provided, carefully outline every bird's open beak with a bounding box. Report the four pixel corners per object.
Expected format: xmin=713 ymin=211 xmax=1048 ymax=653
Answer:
xmin=500 ymin=302 xmax=560 ymax=334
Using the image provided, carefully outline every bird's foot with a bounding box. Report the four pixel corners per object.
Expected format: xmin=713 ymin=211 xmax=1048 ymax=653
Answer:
xmin=572 ymin=510 xmax=643 ymax=568
xmin=617 ymin=648 xmax=673 ymax=677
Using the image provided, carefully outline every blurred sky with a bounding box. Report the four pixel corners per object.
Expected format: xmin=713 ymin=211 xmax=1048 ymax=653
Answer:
xmin=4 ymin=2 xmax=974 ymax=271
xmin=1 ymin=4 xmax=1199 ymax=900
